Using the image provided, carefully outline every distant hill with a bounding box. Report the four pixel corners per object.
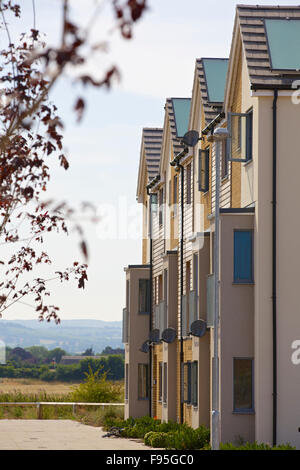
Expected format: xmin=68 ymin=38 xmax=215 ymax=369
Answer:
xmin=0 ymin=319 xmax=122 ymax=354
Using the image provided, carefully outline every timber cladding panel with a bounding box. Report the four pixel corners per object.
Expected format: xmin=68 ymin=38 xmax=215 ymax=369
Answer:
xmin=230 ymin=44 xmax=242 ymax=209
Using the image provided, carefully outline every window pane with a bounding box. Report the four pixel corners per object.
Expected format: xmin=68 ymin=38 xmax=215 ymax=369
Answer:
xmin=163 ymin=362 xmax=167 ymax=403
xmin=234 ymin=359 xmax=253 ymax=411
xmin=183 ymin=363 xmax=188 ymax=402
xmin=173 ymin=175 xmax=178 ymax=216
xmin=159 ymin=189 xmax=164 ymax=226
xmin=139 ymin=279 xmax=150 ymax=314
xmin=265 ymin=19 xmax=300 ymax=70
xmin=125 ymin=364 xmax=129 ymax=400
xmin=186 ymin=164 xmax=192 ymax=204
xmin=198 ymin=149 xmax=209 ymax=192
xmin=192 ymin=361 xmax=198 ymax=406
xmin=229 ymin=113 xmax=253 ymax=162
xmin=187 ymin=362 xmax=192 ymax=404
xmin=221 ymin=139 xmax=229 ymax=178
xmin=151 ymin=193 xmax=158 ymax=214
xmin=234 ymin=231 xmax=253 ymax=283
xmin=138 ymin=364 xmax=149 ymax=399
xmin=159 ymin=362 xmax=163 ymax=401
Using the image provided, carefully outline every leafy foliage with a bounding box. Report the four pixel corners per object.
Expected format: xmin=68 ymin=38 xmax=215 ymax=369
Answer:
xmin=0 ymin=356 xmax=124 ymax=382
xmin=70 ymin=365 xmax=122 ymax=403
xmin=220 ymin=441 xmax=296 ymax=450
xmin=103 ymin=416 xmax=210 ymax=450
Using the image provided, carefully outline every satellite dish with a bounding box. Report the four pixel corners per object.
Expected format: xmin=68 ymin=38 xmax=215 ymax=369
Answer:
xmin=161 ymin=328 xmax=176 ymax=344
xmin=149 ymin=329 xmax=160 ymax=344
xmin=140 ymin=341 xmax=150 ymax=353
xmin=190 ymin=319 xmax=207 ymax=338
xmin=181 ymin=130 xmax=199 ymax=148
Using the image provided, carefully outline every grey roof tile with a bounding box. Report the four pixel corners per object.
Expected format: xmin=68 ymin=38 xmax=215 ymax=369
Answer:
xmin=142 ymin=128 xmax=163 ymax=182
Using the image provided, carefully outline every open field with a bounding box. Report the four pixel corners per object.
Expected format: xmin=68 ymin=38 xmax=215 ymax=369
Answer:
xmin=0 ymin=378 xmax=124 ymax=424
xmin=0 ymin=378 xmax=76 ymax=395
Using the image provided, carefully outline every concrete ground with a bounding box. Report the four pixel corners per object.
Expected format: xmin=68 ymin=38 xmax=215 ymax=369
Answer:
xmin=0 ymin=420 xmax=154 ymax=450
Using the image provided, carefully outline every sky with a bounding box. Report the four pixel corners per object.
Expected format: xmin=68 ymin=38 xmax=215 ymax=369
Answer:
xmin=4 ymin=0 xmax=299 ymax=322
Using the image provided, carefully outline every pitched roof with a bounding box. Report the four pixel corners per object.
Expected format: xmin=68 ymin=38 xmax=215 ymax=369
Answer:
xmin=236 ymin=4 xmax=300 ymax=88
xmin=136 ymin=128 xmax=163 ymax=201
xmin=195 ymin=59 xmax=227 ymax=125
xmin=165 ymin=98 xmax=191 ymax=155
xmin=142 ymin=128 xmax=163 ymax=182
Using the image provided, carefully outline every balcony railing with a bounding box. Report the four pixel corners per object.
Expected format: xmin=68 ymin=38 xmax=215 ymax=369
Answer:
xmin=207 ymin=274 xmax=215 ymax=328
xmin=153 ymin=301 xmax=167 ymax=339
xmin=122 ymin=308 xmax=129 ymax=343
xmin=181 ymin=291 xmax=198 ymax=337
xmin=159 ymin=301 xmax=167 ymax=335
xmin=188 ymin=290 xmax=198 ymax=331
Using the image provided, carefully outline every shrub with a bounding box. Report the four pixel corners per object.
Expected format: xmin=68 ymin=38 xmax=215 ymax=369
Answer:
xmin=70 ymin=365 xmax=121 ymax=403
xmin=144 ymin=432 xmax=170 ymax=448
xmin=220 ymin=441 xmax=296 ymax=451
xmin=166 ymin=425 xmax=210 ymax=450
xmin=144 ymin=431 xmax=156 ymax=446
xmin=39 ymin=370 xmax=55 ymax=382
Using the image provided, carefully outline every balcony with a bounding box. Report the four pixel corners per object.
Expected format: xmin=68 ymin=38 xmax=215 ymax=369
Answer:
xmin=154 ymin=301 xmax=167 ymax=339
xmin=206 ymin=274 xmax=215 ymax=328
xmin=181 ymin=291 xmax=199 ymax=337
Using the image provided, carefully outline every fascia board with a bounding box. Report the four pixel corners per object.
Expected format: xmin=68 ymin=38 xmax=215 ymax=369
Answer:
xmin=224 ymin=13 xmax=241 ymax=111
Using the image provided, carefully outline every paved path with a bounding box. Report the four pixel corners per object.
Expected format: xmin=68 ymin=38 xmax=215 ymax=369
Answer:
xmin=0 ymin=420 xmax=154 ymax=450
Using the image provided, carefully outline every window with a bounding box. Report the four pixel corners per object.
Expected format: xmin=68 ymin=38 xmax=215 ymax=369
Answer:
xmin=126 ymin=280 xmax=130 ymax=311
xmin=173 ymin=174 xmax=178 ymax=216
xmin=138 ymin=364 xmax=149 ymax=399
xmin=122 ymin=308 xmax=129 ymax=343
xmin=234 ymin=230 xmax=253 ymax=284
xmin=185 ymin=261 xmax=191 ymax=335
xmin=125 ymin=364 xmax=129 ymax=400
xmin=228 ymin=110 xmax=253 ymax=162
xmin=193 ymin=253 xmax=198 ymax=298
xmin=198 ymin=148 xmax=209 ymax=192
xmin=163 ymin=362 xmax=167 ymax=404
xmin=186 ymin=163 xmax=192 ymax=204
xmin=191 ymin=361 xmax=198 ymax=407
xmin=233 ymin=358 xmax=254 ymax=412
xmin=264 ymin=19 xmax=300 ymax=71
xmin=183 ymin=362 xmax=192 ymax=403
xmin=159 ymin=362 xmax=163 ymax=402
xmin=151 ymin=193 xmax=158 ymax=215
xmin=221 ymin=139 xmax=229 ymax=179
xmin=181 ymin=294 xmax=188 ymax=337
xmin=159 ymin=188 xmax=164 ymax=226
xmin=158 ymin=274 xmax=163 ymax=303
xmin=138 ymin=279 xmax=150 ymax=314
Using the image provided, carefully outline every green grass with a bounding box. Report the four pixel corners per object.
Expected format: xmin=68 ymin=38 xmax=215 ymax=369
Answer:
xmin=0 ymin=368 xmax=124 ymax=423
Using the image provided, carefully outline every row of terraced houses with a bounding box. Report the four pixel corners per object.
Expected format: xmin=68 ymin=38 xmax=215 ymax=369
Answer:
xmin=122 ymin=5 xmax=300 ymax=448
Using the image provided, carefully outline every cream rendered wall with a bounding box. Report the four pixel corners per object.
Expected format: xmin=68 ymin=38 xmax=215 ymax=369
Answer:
xmin=273 ymin=96 xmax=300 ymax=448
xmin=219 ymin=214 xmax=255 ymax=444
xmin=124 ymin=267 xmax=150 ymax=420
xmin=253 ymin=95 xmax=274 ymax=444
xmin=254 ymin=93 xmax=300 ymax=448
